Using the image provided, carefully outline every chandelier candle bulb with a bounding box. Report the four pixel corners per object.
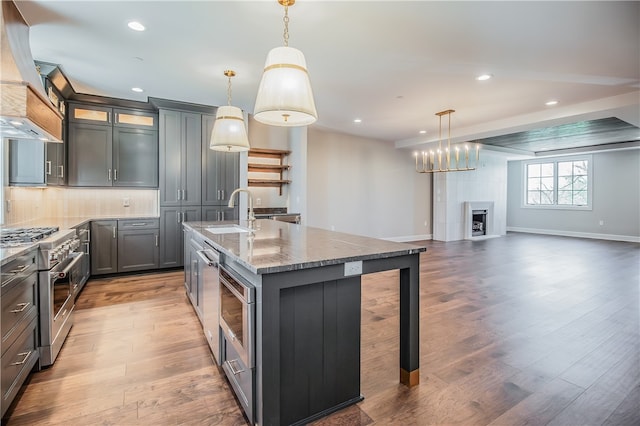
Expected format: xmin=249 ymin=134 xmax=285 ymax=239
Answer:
xmin=455 ymin=147 xmax=460 ymax=167
xmin=476 ymin=144 xmax=480 ymax=166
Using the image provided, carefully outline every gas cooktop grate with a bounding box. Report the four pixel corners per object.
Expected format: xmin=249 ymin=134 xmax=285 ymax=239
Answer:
xmin=0 ymin=227 xmax=60 ymax=248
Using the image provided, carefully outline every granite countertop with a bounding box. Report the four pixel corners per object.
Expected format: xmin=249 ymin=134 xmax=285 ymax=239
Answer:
xmin=184 ymin=219 xmax=426 ymax=275
xmin=1 ymin=215 xmax=160 ymax=265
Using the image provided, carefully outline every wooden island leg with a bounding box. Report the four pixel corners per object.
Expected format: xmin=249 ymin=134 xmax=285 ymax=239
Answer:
xmin=399 ymin=254 xmax=420 ymax=387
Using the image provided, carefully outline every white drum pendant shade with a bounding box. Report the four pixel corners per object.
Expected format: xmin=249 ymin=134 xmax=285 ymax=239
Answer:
xmin=210 ymin=105 xmax=250 ymax=152
xmin=253 ymin=46 xmax=317 ymax=127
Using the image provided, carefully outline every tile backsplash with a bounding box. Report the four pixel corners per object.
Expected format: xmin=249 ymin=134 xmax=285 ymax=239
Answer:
xmin=3 ymin=187 xmax=159 ymax=226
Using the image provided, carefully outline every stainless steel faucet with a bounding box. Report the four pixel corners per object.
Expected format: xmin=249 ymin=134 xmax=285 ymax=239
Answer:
xmin=228 ymin=188 xmax=256 ymax=223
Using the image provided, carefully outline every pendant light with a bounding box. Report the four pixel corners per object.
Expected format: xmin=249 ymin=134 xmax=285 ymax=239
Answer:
xmin=210 ymin=70 xmax=250 ymax=152
xmin=254 ymin=0 xmax=317 ymax=127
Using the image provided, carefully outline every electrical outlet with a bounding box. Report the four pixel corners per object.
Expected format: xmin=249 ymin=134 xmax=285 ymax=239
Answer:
xmin=599 ymin=220 xmax=604 ymax=226
xmin=5 ymin=200 xmax=11 ymax=213
xmin=123 ymin=197 xmax=130 ymax=207
xmin=344 ymin=261 xmax=363 ymax=276
xmin=256 ymin=197 xmax=262 ymax=206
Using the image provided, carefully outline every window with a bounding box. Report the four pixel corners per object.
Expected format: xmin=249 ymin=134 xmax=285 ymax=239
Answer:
xmin=523 ymin=155 xmax=592 ymax=209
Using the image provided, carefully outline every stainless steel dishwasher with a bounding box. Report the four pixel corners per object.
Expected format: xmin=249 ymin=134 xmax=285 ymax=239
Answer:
xmin=197 ymin=242 xmax=221 ymax=364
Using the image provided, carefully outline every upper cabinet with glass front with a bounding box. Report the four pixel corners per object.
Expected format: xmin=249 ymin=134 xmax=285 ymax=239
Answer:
xmin=67 ymin=102 xmax=158 ymax=188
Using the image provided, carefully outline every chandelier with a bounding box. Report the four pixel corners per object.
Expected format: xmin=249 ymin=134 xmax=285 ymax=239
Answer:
xmin=414 ymin=109 xmax=479 ymax=173
xmin=253 ymin=0 xmax=317 ymax=127
xmin=210 ymin=70 xmax=250 ymax=152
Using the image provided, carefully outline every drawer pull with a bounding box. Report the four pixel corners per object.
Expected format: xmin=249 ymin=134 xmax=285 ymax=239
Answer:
xmin=10 ymin=302 xmax=30 ymax=313
xmin=11 ymin=351 xmax=31 ymax=366
xmin=129 ymin=222 xmax=147 ymax=226
xmin=226 ymin=359 xmax=245 ymax=376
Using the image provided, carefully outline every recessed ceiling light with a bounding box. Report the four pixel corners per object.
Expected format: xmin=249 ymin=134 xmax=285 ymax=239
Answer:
xmin=476 ymin=74 xmax=492 ymax=81
xmin=131 ymin=87 xmax=144 ymax=93
xmin=353 ymin=119 xmax=362 ymax=123
xmin=128 ymin=21 xmax=145 ymax=31
xmin=545 ymin=100 xmax=558 ymax=106
xmin=419 ymin=130 xmax=427 ymax=134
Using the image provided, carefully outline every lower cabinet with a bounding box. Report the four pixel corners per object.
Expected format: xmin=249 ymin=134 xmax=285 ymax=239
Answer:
xmin=91 ymin=219 xmax=159 ymax=275
xmin=184 ymin=231 xmax=204 ymax=323
xmin=1 ymin=248 xmax=39 ymax=417
xmin=159 ymin=207 xmax=201 ymax=269
xmin=117 ymin=220 xmax=159 ymax=273
xmin=91 ymin=220 xmax=118 ymax=275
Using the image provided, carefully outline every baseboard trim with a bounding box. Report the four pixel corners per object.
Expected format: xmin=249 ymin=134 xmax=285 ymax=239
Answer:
xmin=385 ymin=234 xmax=432 ymax=243
xmin=506 ymin=227 xmax=640 ymax=243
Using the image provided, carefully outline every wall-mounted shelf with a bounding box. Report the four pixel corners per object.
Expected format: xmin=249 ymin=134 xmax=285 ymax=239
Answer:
xmin=248 ymin=148 xmax=291 ymax=195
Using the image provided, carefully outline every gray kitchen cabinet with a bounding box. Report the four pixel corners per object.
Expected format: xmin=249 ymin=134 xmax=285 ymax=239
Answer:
xmin=68 ymin=102 xmax=158 ymax=187
xmin=1 ymin=248 xmax=39 ymax=418
xmin=46 ymin=140 xmax=66 ymax=186
xmin=117 ymin=219 xmax=159 ymax=272
xmin=91 ymin=219 xmax=160 ymax=275
xmin=68 ymin=122 xmax=113 ymax=186
xmin=185 ymin=231 xmax=204 ymax=323
xmin=201 ymin=206 xmax=239 ymax=222
xmin=159 ymin=206 xmax=201 ymax=269
xmin=90 ymin=220 xmax=118 ymax=275
xmin=112 ymin=127 xmax=158 ymax=187
xmin=8 ymin=139 xmax=46 ymax=186
xmin=201 ymin=114 xmax=240 ymax=207
xmin=159 ymin=110 xmax=201 ymax=207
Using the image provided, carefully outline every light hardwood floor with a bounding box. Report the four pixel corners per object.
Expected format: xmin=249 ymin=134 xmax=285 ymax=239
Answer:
xmin=4 ymin=232 xmax=639 ymax=425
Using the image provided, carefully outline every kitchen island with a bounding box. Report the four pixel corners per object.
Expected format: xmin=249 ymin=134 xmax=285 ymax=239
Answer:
xmin=184 ymin=219 xmax=425 ymax=426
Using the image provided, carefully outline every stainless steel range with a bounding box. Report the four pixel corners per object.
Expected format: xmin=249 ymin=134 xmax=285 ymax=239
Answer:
xmin=36 ymin=228 xmax=82 ymax=367
xmin=2 ymin=226 xmax=83 ymax=367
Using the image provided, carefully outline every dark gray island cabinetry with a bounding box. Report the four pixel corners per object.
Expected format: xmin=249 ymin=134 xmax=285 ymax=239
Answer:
xmin=184 ymin=220 xmax=425 ymax=426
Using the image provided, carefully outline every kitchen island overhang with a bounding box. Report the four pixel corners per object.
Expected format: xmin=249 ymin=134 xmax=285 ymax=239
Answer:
xmin=184 ymin=220 xmax=425 ymax=426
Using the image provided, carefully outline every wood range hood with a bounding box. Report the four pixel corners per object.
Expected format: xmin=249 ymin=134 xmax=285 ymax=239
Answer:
xmin=0 ymin=1 xmax=62 ymax=142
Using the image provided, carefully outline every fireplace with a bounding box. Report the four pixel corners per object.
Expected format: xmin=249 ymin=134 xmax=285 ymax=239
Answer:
xmin=464 ymin=201 xmax=495 ymax=240
xmin=472 ymin=210 xmax=487 ymax=236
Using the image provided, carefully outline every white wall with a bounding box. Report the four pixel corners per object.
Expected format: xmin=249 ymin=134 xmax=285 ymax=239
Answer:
xmin=507 ymin=149 xmax=640 ymax=241
xmin=432 ymin=151 xmax=508 ymax=241
xmin=306 ymin=128 xmax=431 ymax=241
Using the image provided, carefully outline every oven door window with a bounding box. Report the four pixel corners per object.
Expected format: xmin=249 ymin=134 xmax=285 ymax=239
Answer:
xmin=53 ymin=274 xmax=72 ymax=318
xmin=220 ymin=283 xmax=244 ymax=347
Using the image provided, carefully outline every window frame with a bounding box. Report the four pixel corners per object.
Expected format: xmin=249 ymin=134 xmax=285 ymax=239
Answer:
xmin=521 ymin=154 xmax=593 ymax=210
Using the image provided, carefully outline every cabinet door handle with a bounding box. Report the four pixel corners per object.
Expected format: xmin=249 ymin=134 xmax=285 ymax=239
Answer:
xmin=221 ymin=210 xmax=225 ymax=221
xmin=221 ymin=189 xmax=224 ymax=200
xmin=112 ymin=226 xmax=116 ymax=239
xmin=115 ymin=112 xmax=118 ymax=124
xmin=114 ymin=169 xmax=118 ymax=181
xmin=58 ymin=165 xmax=64 ymax=178
xmin=155 ymin=234 xmax=159 ymax=247
xmin=10 ymin=302 xmax=30 ymax=313
xmin=108 ymin=169 xmax=112 ymax=181
xmin=108 ymin=112 xmax=111 ymax=123
xmin=11 ymin=351 xmax=31 ymax=366
xmin=182 ymin=189 xmax=186 ymax=200
xmin=129 ymin=222 xmax=147 ymax=227
xmin=46 ymin=161 xmax=52 ymax=175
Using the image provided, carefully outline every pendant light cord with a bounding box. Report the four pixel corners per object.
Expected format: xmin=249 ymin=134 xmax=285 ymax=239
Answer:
xmin=227 ymin=76 xmax=232 ymax=106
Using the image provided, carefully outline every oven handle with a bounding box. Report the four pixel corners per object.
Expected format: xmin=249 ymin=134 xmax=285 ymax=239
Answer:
xmin=56 ymin=252 xmax=84 ymax=278
xmin=196 ymin=249 xmax=219 ymax=267
xmin=226 ymin=359 xmax=245 ymax=376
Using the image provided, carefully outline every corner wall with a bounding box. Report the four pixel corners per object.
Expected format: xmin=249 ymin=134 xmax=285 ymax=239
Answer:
xmin=507 ymin=149 xmax=640 ymax=241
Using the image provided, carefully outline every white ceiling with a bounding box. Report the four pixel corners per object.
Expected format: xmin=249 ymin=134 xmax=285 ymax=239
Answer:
xmin=15 ymin=0 xmax=640 ymax=150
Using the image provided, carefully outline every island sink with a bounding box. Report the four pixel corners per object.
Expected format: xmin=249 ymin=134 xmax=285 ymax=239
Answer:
xmin=205 ymin=225 xmax=252 ymax=234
